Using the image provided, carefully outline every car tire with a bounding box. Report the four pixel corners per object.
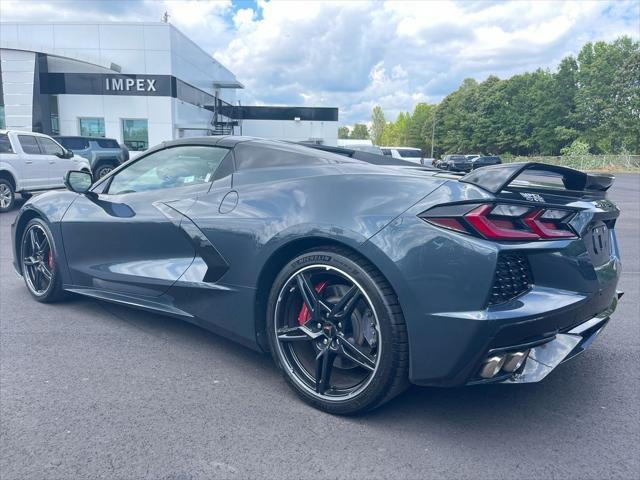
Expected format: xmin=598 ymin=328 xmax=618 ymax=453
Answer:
xmin=266 ymin=246 xmax=409 ymax=415
xmin=20 ymin=218 xmax=67 ymax=303
xmin=0 ymin=179 xmax=16 ymax=212
xmin=94 ymin=161 xmax=117 ymax=179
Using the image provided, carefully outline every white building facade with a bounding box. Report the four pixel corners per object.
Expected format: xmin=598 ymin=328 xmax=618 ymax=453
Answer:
xmin=0 ymin=22 xmax=338 ymax=151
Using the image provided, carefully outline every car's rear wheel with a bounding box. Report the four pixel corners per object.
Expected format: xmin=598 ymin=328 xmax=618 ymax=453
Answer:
xmin=267 ymin=247 xmax=409 ymax=414
xmin=0 ymin=179 xmax=16 ymax=212
xmin=20 ymin=218 xmax=66 ymax=302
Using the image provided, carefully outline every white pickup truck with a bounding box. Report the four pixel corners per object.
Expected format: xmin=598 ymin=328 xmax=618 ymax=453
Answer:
xmin=0 ymin=129 xmax=91 ymax=212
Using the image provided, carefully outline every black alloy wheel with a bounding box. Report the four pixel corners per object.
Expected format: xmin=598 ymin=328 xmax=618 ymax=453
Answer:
xmin=20 ymin=219 xmax=66 ymax=302
xmin=267 ymin=247 xmax=409 ymax=414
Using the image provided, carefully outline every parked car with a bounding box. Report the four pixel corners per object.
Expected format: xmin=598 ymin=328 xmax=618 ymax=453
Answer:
xmin=440 ymin=154 xmax=472 ymax=171
xmin=11 ymin=137 xmax=621 ymax=414
xmin=471 ymin=155 xmax=502 ymax=169
xmin=0 ymin=130 xmax=91 ymax=212
xmin=53 ymin=136 xmax=129 ymax=178
xmin=381 ymin=147 xmax=426 ymax=165
xmin=302 ymin=143 xmax=428 ymax=168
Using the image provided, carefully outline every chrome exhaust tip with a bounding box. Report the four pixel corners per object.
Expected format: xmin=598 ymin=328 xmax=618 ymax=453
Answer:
xmin=479 ymin=355 xmax=506 ymax=379
xmin=502 ymin=350 xmax=529 ymax=373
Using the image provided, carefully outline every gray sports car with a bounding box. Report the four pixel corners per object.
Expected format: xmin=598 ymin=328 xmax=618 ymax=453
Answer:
xmin=11 ymin=137 xmax=622 ymax=414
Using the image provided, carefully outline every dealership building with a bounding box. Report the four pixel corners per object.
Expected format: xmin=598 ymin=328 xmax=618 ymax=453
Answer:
xmin=0 ymin=21 xmax=339 ymax=151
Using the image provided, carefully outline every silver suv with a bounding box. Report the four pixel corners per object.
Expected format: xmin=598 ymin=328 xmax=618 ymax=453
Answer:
xmin=53 ymin=136 xmax=129 ymax=178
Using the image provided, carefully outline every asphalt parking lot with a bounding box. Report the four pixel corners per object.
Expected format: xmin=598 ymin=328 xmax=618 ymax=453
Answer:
xmin=1 ymin=174 xmax=638 ymax=480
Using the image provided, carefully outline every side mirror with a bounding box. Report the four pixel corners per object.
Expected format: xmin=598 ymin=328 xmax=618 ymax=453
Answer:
xmin=64 ymin=170 xmax=93 ymax=194
xmin=56 ymin=149 xmax=74 ymax=159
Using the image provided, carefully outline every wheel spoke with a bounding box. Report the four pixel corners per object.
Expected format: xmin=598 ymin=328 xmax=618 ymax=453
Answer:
xmin=337 ymin=334 xmax=376 ymax=371
xmin=329 ymin=285 xmax=361 ymax=320
xmin=29 ymin=228 xmax=38 ymax=252
xmin=277 ymin=325 xmax=321 ymax=342
xmin=23 ymin=256 xmax=38 ymax=266
xmin=315 ymin=345 xmax=337 ymax=394
xmin=39 ymin=264 xmax=52 ymax=282
xmin=295 ymin=273 xmax=331 ymax=317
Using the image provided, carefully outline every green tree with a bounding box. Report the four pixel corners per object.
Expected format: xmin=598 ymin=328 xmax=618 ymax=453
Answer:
xmin=574 ymin=36 xmax=639 ymax=153
xmin=350 ymin=123 xmax=370 ymax=140
xmin=338 ymin=126 xmax=350 ymax=139
xmin=371 ymin=106 xmax=386 ymax=145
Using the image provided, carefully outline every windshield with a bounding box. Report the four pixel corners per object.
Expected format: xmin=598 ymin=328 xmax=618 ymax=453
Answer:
xmin=397 ymin=149 xmax=422 ymax=158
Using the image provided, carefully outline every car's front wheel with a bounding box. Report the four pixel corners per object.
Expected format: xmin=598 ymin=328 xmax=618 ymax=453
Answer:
xmin=20 ymin=218 xmax=67 ymax=302
xmin=267 ymin=247 xmax=409 ymax=414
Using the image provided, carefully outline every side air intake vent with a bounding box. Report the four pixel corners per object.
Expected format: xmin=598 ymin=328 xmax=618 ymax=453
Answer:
xmin=489 ymin=253 xmax=533 ymax=306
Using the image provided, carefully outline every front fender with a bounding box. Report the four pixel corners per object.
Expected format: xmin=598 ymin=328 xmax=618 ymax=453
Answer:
xmin=0 ymin=161 xmax=21 ymax=190
xmin=11 ymin=191 xmax=79 ymax=279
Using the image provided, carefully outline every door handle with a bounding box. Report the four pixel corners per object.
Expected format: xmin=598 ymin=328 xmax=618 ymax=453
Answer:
xmin=25 ymin=160 xmax=33 ymax=164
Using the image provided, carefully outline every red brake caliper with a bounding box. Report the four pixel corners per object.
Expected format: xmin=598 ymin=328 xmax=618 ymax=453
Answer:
xmin=297 ymin=281 xmax=328 ymax=325
xmin=48 ymin=249 xmax=54 ymax=269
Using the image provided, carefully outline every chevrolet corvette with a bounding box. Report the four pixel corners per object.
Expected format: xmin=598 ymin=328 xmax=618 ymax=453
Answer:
xmin=11 ymin=137 xmax=622 ymax=414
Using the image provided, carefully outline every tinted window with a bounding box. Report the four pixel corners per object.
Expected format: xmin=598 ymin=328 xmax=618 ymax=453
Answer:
xmin=57 ymin=137 xmax=90 ymax=150
xmin=234 ymin=142 xmax=345 ymax=170
xmin=18 ymin=135 xmax=41 ymax=154
xmin=106 ymin=145 xmax=228 ymax=195
xmin=96 ymin=138 xmax=120 ymax=149
xmin=0 ymin=134 xmax=13 ymax=153
xmin=397 ymin=149 xmax=422 ymax=158
xmin=381 ymin=148 xmax=392 ymax=156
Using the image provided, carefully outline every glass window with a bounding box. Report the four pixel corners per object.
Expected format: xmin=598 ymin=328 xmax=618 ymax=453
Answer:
xmin=96 ymin=138 xmax=120 ymax=149
xmin=233 ymin=142 xmax=345 ymax=171
xmin=50 ymin=96 xmax=60 ymax=135
xmin=122 ymin=119 xmax=148 ymax=151
xmin=398 ymin=149 xmax=423 ymax=158
xmin=56 ymin=137 xmax=90 ymax=151
xmin=79 ymin=118 xmax=105 ymax=137
xmin=0 ymin=133 xmax=13 ymax=153
xmin=36 ymin=136 xmax=64 ymax=156
xmin=18 ymin=135 xmax=41 ymax=154
xmin=0 ymin=106 xmax=6 ymax=130
xmin=106 ymin=145 xmax=228 ymax=195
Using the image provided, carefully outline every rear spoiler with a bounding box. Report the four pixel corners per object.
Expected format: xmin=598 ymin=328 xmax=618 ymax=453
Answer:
xmin=460 ymin=162 xmax=614 ymax=194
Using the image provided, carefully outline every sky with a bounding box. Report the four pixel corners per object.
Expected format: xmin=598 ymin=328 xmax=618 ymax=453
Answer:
xmin=1 ymin=0 xmax=638 ymax=124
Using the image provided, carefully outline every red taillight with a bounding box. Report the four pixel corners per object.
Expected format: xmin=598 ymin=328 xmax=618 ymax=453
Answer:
xmin=421 ymin=203 xmax=576 ymax=241
xmin=465 ymin=205 xmax=539 ymax=240
xmin=523 ymin=209 xmax=576 ymax=238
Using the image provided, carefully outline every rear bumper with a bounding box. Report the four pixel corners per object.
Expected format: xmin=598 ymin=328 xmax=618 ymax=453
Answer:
xmin=470 ymin=291 xmax=621 ymax=385
xmin=407 ymin=285 xmax=621 ymax=387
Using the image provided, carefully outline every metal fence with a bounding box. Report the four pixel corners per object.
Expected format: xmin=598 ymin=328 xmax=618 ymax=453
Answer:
xmin=502 ymin=154 xmax=640 ymax=172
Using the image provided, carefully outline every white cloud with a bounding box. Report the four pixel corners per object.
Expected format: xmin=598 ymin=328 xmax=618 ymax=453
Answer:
xmin=0 ymin=0 xmax=637 ymax=124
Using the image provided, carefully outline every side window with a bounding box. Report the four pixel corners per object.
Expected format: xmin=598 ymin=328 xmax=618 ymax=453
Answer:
xmin=234 ymin=142 xmax=340 ymax=170
xmin=58 ymin=137 xmax=89 ymax=151
xmin=18 ymin=135 xmax=41 ymax=155
xmin=106 ymin=145 xmax=229 ymax=195
xmin=36 ymin=137 xmax=64 ymax=156
xmin=0 ymin=134 xmax=14 ymax=153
